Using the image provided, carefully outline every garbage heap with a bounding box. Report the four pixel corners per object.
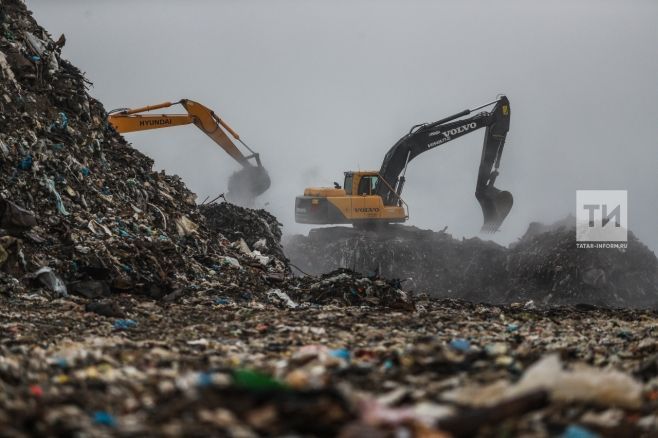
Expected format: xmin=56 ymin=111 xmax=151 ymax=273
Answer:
xmin=286 ymin=226 xmax=507 ymax=301
xmin=0 ymin=0 xmax=286 ymax=299
xmin=288 ymin=268 xmax=415 ymax=310
xmin=200 ymin=201 xmax=286 ymax=263
xmin=285 ymin=219 xmax=658 ymax=308
xmin=505 ymin=219 xmax=658 ymax=308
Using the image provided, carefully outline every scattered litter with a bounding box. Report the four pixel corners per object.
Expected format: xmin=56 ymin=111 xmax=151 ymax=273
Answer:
xmin=444 ymin=354 xmax=644 ymax=410
xmin=92 ymin=411 xmax=117 ymax=428
xmin=113 ymin=319 xmax=137 ymax=330
xmin=33 ymin=267 xmax=68 ymax=296
xmin=449 ymin=338 xmax=471 ymax=352
xmin=85 ymin=300 xmax=124 ymax=318
xmin=220 ymin=256 xmax=241 ymax=269
xmin=562 ymin=425 xmax=600 ymax=438
xmin=0 ymin=198 xmax=37 ymax=232
xmin=266 ymin=288 xmax=298 ymax=308
xmin=44 ymin=177 xmax=69 ymax=216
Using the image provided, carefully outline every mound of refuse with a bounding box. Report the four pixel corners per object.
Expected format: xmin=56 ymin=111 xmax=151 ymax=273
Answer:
xmin=289 ymin=268 xmax=415 ymax=310
xmin=285 ymin=219 xmax=658 ymax=308
xmin=505 ymin=219 xmax=658 ymax=308
xmin=0 ymin=0 xmax=286 ymax=299
xmin=200 ymin=201 xmax=286 ymax=262
xmin=285 ymin=226 xmax=507 ymax=302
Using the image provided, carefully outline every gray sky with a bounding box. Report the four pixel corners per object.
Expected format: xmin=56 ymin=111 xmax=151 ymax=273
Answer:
xmin=30 ymin=0 xmax=658 ymax=250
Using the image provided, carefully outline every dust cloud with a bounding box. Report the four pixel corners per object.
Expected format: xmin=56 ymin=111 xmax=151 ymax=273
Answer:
xmin=226 ymin=166 xmax=271 ymax=207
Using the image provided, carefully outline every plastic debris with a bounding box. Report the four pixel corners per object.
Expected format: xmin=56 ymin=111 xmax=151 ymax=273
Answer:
xmin=444 ymin=354 xmax=644 ymax=410
xmin=220 ymin=256 xmax=241 ymax=269
xmin=113 ymin=319 xmax=137 ymax=330
xmin=56 ymin=112 xmax=68 ymax=129
xmin=17 ymin=155 xmax=32 ymax=170
xmin=449 ymin=338 xmax=471 ymax=352
xmin=232 ymin=369 xmax=287 ymax=391
xmin=93 ymin=411 xmax=117 ymax=428
xmin=70 ymin=280 xmax=111 ymax=299
xmin=174 ymin=215 xmax=198 ymax=236
xmin=44 ymin=177 xmax=69 ymax=216
xmin=33 ymin=267 xmax=68 ymax=296
xmin=330 ymin=348 xmax=351 ymax=362
xmin=85 ymin=300 xmax=124 ymax=318
xmin=29 ymin=385 xmax=43 ymax=398
xmin=0 ymin=50 xmax=18 ymax=88
xmin=267 ymin=288 xmax=297 ymax=308
xmin=562 ymin=425 xmax=600 ymax=438
xmin=0 ymin=198 xmax=37 ymax=232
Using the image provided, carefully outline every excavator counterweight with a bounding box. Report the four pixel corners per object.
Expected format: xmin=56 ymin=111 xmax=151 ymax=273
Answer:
xmin=295 ymin=96 xmax=514 ymax=232
xmin=107 ymin=99 xmax=270 ymax=204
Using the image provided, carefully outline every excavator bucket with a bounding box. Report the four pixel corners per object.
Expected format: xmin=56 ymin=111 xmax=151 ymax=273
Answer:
xmin=477 ymin=186 xmax=513 ymax=232
xmin=227 ymin=165 xmax=271 ymax=206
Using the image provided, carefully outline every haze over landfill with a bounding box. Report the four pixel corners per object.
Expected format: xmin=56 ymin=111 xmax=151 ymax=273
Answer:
xmin=2 ymin=1 xmax=658 ymax=436
xmin=29 ymin=0 xmax=658 ymax=250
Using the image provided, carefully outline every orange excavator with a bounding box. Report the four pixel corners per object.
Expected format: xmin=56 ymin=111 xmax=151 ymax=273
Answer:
xmin=107 ymin=99 xmax=270 ymax=202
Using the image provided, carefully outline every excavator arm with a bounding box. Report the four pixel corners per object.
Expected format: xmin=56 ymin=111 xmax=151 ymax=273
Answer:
xmin=108 ymin=99 xmax=262 ymax=167
xmin=107 ymin=99 xmax=270 ymax=201
xmin=375 ymin=96 xmax=512 ymax=231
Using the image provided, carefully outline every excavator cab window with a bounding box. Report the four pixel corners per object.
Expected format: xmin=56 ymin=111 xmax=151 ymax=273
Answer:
xmin=344 ymin=174 xmax=353 ymax=195
xmin=357 ymin=175 xmax=378 ymax=196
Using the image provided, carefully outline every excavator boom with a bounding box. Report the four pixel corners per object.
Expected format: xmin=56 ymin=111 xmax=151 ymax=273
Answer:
xmin=107 ymin=99 xmax=270 ymax=202
xmin=376 ymin=96 xmax=512 ymax=231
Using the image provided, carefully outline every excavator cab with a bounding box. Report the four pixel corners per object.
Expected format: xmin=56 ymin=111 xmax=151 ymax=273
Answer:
xmin=295 ymin=171 xmax=407 ymax=225
xmin=350 ymin=173 xmax=378 ymax=196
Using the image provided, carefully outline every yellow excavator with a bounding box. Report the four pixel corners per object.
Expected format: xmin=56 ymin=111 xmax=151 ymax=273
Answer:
xmin=107 ymin=99 xmax=270 ymax=201
xmin=295 ymin=96 xmax=513 ymax=231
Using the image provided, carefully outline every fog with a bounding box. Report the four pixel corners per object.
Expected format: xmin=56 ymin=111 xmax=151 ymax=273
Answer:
xmin=30 ymin=0 xmax=658 ymax=250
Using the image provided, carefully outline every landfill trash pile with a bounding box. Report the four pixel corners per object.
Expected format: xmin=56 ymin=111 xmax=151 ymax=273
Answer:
xmin=2 ymin=1 xmax=658 ymax=436
xmin=290 ymin=268 xmax=415 ymax=310
xmin=285 ymin=219 xmax=658 ymax=307
xmin=505 ymin=218 xmax=658 ymax=307
xmin=200 ymin=201 xmax=286 ymax=263
xmin=0 ymin=0 xmax=289 ymax=300
xmin=0 ymin=0 xmax=416 ymax=310
xmin=2 ymin=293 xmax=658 ymax=436
xmin=286 ymin=225 xmax=507 ymax=302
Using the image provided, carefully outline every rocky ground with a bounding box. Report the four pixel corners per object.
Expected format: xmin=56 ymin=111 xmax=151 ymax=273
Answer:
xmin=1 ymin=1 xmax=658 ymax=436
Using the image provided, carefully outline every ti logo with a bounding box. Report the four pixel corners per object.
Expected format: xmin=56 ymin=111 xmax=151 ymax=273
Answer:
xmin=576 ymin=190 xmax=627 ymax=243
